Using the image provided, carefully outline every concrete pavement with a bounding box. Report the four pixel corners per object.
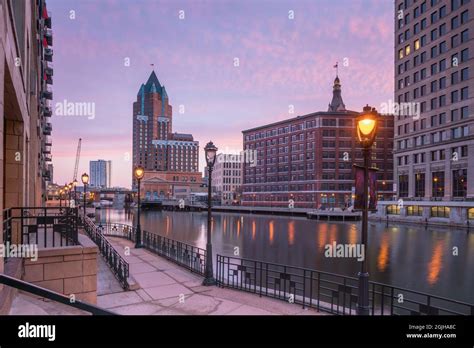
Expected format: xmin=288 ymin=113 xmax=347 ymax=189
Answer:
xmin=98 ymin=237 xmax=327 ymax=315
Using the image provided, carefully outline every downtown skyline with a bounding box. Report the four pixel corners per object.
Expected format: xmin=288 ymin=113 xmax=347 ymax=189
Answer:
xmin=49 ymin=0 xmax=394 ymax=188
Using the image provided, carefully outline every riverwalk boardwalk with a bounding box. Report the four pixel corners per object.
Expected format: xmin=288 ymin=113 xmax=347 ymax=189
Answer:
xmin=97 ymin=237 xmax=326 ymax=315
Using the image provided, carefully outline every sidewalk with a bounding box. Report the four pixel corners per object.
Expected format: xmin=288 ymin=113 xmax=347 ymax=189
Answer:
xmin=97 ymin=237 xmax=327 ymax=315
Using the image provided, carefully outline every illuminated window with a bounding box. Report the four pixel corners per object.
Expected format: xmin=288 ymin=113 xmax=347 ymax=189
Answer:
xmin=430 ymin=206 xmax=450 ymax=218
xmin=386 ymin=205 xmax=400 ymax=215
xmin=414 ymin=39 xmax=420 ymax=50
xmin=399 ymin=49 xmax=404 ymax=59
xmin=468 ymin=208 xmax=474 ymax=219
xmin=405 ymin=45 xmax=411 ymax=55
xmin=407 ymin=206 xmax=423 ymax=216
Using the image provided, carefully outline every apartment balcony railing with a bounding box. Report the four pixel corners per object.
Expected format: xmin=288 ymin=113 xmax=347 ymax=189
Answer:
xmin=45 ymin=28 xmax=53 ymax=46
xmin=42 ymin=86 xmax=52 ymax=100
xmin=44 ymin=47 xmax=53 ymax=62
xmin=43 ymin=122 xmax=52 ymax=135
xmin=2 ymin=207 xmax=79 ymax=258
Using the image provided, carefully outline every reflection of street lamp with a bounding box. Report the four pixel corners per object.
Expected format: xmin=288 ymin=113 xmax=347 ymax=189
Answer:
xmin=134 ymin=166 xmax=145 ymax=248
xmin=203 ymin=141 xmax=217 ymax=286
xmin=81 ymin=173 xmax=89 ymax=218
xmin=355 ymin=105 xmax=378 ymax=315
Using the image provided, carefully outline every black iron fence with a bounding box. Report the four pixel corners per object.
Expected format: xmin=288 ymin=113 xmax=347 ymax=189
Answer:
xmin=97 ymin=222 xmax=206 ymax=276
xmin=2 ymin=207 xmax=78 ymax=251
xmin=82 ymin=217 xmax=129 ymax=290
xmin=216 ymin=255 xmax=474 ymax=316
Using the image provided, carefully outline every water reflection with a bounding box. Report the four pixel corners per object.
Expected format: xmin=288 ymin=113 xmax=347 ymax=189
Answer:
xmin=97 ymin=208 xmax=474 ymax=303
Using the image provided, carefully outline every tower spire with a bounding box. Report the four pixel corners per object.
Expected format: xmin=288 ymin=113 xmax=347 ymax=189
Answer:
xmin=328 ymin=72 xmax=346 ymax=112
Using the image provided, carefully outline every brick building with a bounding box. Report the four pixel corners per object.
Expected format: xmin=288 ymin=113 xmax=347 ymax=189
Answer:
xmin=241 ymin=76 xmax=395 ymax=208
xmin=132 ymin=71 xmax=201 ymax=199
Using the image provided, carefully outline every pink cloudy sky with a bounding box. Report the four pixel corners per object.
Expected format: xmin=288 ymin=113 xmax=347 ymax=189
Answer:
xmin=49 ymin=0 xmax=394 ymax=188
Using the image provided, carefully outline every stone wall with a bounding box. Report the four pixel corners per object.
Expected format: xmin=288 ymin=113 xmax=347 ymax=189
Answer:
xmin=22 ymin=235 xmax=98 ymax=304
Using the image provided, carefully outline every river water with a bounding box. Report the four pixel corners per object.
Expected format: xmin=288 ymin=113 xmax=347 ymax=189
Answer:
xmin=97 ymin=208 xmax=474 ymax=304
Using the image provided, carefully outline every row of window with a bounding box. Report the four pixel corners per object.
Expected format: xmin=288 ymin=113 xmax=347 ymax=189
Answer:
xmin=397 ymin=124 xmax=469 ymax=149
xmin=398 ymin=169 xmax=467 ymax=197
xmin=398 ymin=145 xmax=468 ymax=165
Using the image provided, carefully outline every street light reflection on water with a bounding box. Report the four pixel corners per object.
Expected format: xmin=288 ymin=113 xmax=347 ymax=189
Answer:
xmin=98 ymin=208 xmax=474 ymax=303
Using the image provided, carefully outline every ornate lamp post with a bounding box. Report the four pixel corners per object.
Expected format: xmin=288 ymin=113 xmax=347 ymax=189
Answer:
xmin=81 ymin=173 xmax=89 ymax=218
xmin=355 ymin=105 xmax=378 ymax=315
xmin=134 ymin=166 xmax=145 ymax=248
xmin=203 ymin=141 xmax=217 ymax=285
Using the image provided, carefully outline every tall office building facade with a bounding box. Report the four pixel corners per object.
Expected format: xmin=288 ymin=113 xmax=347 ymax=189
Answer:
xmin=212 ymin=153 xmax=243 ymax=205
xmin=242 ymin=76 xmax=395 ymax=208
xmin=90 ymin=160 xmax=111 ymax=188
xmin=132 ymin=71 xmax=201 ymax=199
xmin=389 ymin=0 xmax=474 ymax=222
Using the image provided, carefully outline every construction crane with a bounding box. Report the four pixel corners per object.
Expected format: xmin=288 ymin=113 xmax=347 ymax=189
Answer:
xmin=73 ymin=138 xmax=82 ymax=182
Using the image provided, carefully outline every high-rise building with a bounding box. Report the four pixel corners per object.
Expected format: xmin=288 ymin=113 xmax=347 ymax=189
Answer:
xmin=389 ymin=0 xmax=474 ymax=222
xmin=242 ymin=76 xmax=395 ymax=208
xmin=132 ymin=71 xmax=201 ymax=199
xmin=90 ymin=160 xmax=112 ymax=188
xmin=212 ymin=153 xmax=243 ymax=205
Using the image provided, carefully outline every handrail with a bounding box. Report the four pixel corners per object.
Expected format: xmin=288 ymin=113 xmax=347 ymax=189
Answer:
xmin=0 ymin=274 xmax=115 ymax=315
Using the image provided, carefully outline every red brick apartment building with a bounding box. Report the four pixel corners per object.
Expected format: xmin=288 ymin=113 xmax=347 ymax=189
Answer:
xmin=241 ymin=76 xmax=395 ymax=208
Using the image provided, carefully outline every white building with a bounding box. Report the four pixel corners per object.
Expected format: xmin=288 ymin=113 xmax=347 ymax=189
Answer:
xmin=90 ymin=159 xmax=112 ymax=188
xmin=212 ymin=153 xmax=242 ymax=205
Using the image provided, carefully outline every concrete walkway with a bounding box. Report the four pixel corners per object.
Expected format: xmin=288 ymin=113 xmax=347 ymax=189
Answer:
xmin=98 ymin=237 xmax=326 ymax=315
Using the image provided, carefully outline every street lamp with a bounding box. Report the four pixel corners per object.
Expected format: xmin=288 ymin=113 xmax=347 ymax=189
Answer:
xmin=355 ymin=105 xmax=378 ymax=315
xmin=203 ymin=141 xmax=217 ymax=285
xmin=134 ymin=166 xmax=145 ymax=248
xmin=81 ymin=173 xmax=89 ymax=218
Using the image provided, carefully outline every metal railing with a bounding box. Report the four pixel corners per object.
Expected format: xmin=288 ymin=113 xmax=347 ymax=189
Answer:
xmin=2 ymin=207 xmax=78 ymax=251
xmin=216 ymin=255 xmax=474 ymax=316
xmin=82 ymin=217 xmax=129 ymax=290
xmin=97 ymin=222 xmax=206 ymax=276
xmin=0 ymin=274 xmax=114 ymax=315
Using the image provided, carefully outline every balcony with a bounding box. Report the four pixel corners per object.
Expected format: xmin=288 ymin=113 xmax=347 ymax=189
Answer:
xmin=43 ymin=122 xmax=52 ymax=135
xmin=44 ymin=153 xmax=52 ymax=162
xmin=45 ymin=28 xmax=53 ymax=46
xmin=42 ymin=86 xmax=52 ymax=100
xmin=44 ymin=11 xmax=52 ymax=29
xmin=44 ymin=47 xmax=53 ymax=62
xmin=42 ymin=105 xmax=52 ymax=117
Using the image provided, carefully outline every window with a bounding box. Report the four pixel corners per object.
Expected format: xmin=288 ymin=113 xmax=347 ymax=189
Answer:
xmin=461 ymin=67 xmax=469 ymax=81
xmin=461 ymin=48 xmax=469 ymax=62
xmin=431 ymin=206 xmax=450 ymax=218
xmin=439 ymin=59 xmax=446 ymax=71
xmin=407 ymin=206 xmax=423 ymax=216
xmin=415 ymin=39 xmax=420 ymax=50
xmin=399 ymin=49 xmax=404 ymax=60
xmin=452 ymin=71 xmax=459 ymax=84
xmin=431 ymin=28 xmax=438 ymax=41
xmin=461 ymin=10 xmax=468 ymax=24
xmin=440 ymin=5 xmax=447 ymax=18
xmin=439 ymin=77 xmax=446 ymax=89
xmin=431 ymin=63 xmax=438 ymax=75
xmin=439 ymin=23 xmax=446 ymax=36
xmin=431 ymin=46 xmax=438 ymax=58
xmin=405 ymin=45 xmax=411 ymax=56
xmin=469 ymin=208 xmax=474 ymax=220
xmin=461 ymin=106 xmax=468 ymax=119
xmin=431 ymin=11 xmax=438 ymax=24
xmin=461 ymin=87 xmax=468 ymax=100
xmin=453 ymin=169 xmax=467 ymax=197
xmin=452 ymin=16 xmax=460 ymax=30
xmin=399 ymin=175 xmax=409 ymax=197
xmin=461 ymin=29 xmax=469 ymax=43
xmin=432 ymin=171 xmax=445 ymax=197
xmin=452 ymin=90 xmax=459 ymax=103
xmin=415 ymin=173 xmax=425 ymax=197
xmin=439 ymin=41 xmax=447 ymax=53
xmin=451 ymin=34 xmax=460 ymax=48
xmin=452 ymin=109 xmax=459 ymax=121
xmin=387 ymin=205 xmax=400 ymax=215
